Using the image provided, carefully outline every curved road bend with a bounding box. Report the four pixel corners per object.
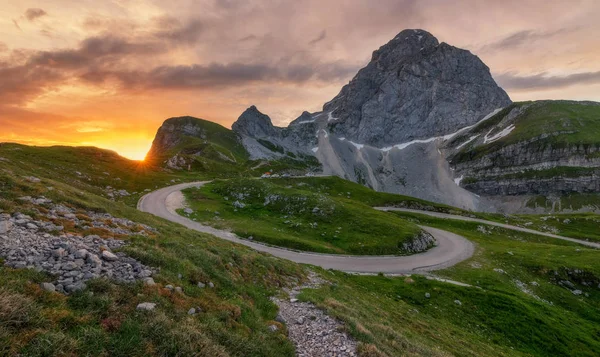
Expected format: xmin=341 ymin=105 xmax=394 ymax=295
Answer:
xmin=375 ymin=207 xmax=600 ymax=249
xmin=137 ymin=182 xmax=475 ymax=274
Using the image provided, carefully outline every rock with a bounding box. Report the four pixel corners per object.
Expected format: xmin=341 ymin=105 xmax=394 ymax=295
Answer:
xmin=74 ymin=249 xmax=89 ymax=259
xmin=268 ymin=324 xmax=278 ymax=332
xmin=143 ymin=277 xmax=156 ymax=286
xmin=175 ymin=286 xmax=183 ymax=294
xmin=137 ymin=302 xmax=157 ymax=311
xmin=40 ymin=282 xmax=56 ymax=292
xmin=296 ymin=317 xmax=305 ymax=325
xmin=165 ymin=284 xmax=174 ymax=291
xmin=53 ymin=248 xmax=67 ymax=258
xmin=86 ymin=254 xmax=103 ymax=267
xmin=425 ymin=292 xmax=431 ymax=298
xmin=183 ymin=208 xmax=193 ymax=214
xmin=101 ymin=250 xmax=118 ymax=261
xmin=454 ymin=300 xmax=462 ymax=306
xmin=188 ymin=308 xmax=196 ymax=315
xmin=208 ymin=282 xmax=214 ymax=288
xmin=290 ymin=298 xmax=298 ymax=303
xmin=275 ymin=314 xmax=286 ymax=324
xmin=65 ymin=282 xmax=86 ymax=293
xmin=197 ymin=282 xmax=206 ymax=288
xmin=572 ymin=289 xmax=583 ymax=296
xmin=0 ymin=220 xmax=13 ymax=234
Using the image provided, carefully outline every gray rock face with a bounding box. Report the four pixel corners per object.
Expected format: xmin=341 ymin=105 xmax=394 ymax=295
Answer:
xmin=232 ymin=106 xmax=278 ymax=138
xmin=447 ymin=101 xmax=600 ymax=203
xmin=229 ymin=29 xmax=511 ymax=210
xmin=322 ymin=29 xmax=510 ymax=147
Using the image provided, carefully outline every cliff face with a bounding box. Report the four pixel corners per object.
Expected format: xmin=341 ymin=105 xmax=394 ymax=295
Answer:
xmin=321 ymin=29 xmax=511 ymax=147
xmin=446 ymin=101 xmax=600 ymax=200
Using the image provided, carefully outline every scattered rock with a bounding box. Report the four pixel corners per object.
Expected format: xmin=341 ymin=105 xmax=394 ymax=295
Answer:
xmin=101 ymin=250 xmax=118 ymax=261
xmin=425 ymin=292 xmax=431 ymax=298
xmin=188 ymin=308 xmax=197 ymax=315
xmin=183 ymin=208 xmax=193 ymax=214
xmin=454 ymin=300 xmax=462 ymax=306
xmin=137 ymin=302 xmax=156 ymax=311
xmin=208 ymin=282 xmax=214 ymax=288
xmin=197 ymin=282 xmax=206 ymax=288
xmin=175 ymin=286 xmax=183 ymax=294
xmin=40 ymin=282 xmax=56 ymax=292
xmin=272 ymin=272 xmax=357 ymax=356
xmin=143 ymin=277 xmax=156 ymax=286
xmin=572 ymin=289 xmax=583 ymax=296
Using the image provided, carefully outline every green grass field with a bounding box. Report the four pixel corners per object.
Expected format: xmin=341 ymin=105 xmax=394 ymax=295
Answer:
xmin=181 ymin=178 xmax=430 ymax=255
xmin=3 ymin=143 xmax=600 ymax=356
xmin=298 ymin=210 xmax=600 ymax=356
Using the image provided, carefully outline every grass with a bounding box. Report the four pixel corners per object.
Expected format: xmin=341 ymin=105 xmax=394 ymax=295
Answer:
xmin=525 ymin=193 xmax=600 ymax=212
xmin=297 ymin=210 xmax=600 ymax=357
xmin=0 ymin=156 xmax=306 ymax=356
xmin=145 ymin=116 xmax=321 ymax=177
xmin=452 ymin=100 xmax=600 ymax=163
xmin=181 ymin=178 xmax=428 ymax=255
xmin=3 ymin=142 xmax=600 ymax=356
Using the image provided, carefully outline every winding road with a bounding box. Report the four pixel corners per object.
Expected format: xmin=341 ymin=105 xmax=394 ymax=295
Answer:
xmin=137 ymin=181 xmax=597 ymax=274
xmin=376 ymin=207 xmax=600 ymax=249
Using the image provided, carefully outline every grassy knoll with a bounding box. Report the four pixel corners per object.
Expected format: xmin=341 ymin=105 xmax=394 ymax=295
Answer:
xmin=0 ymin=158 xmax=306 ymax=356
xmin=181 ymin=178 xmax=428 ymax=255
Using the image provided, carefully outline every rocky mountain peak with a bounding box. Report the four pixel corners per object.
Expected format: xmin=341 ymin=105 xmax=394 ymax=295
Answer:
xmin=370 ymin=29 xmax=439 ymax=65
xmin=232 ymin=105 xmax=277 ymax=138
xmin=320 ymin=29 xmax=511 ymax=147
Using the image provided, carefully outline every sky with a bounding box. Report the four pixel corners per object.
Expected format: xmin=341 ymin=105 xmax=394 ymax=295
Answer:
xmin=1 ymin=0 xmax=600 ymax=160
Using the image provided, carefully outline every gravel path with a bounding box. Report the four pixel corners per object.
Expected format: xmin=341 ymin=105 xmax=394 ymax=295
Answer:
xmin=137 ymin=182 xmax=475 ymax=274
xmin=376 ymin=207 xmax=600 ymax=249
xmin=272 ymin=273 xmax=357 ymax=357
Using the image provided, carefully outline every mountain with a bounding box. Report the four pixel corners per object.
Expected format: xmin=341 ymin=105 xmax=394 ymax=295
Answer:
xmin=231 ymin=29 xmax=511 ymax=211
xmin=446 ymin=100 xmax=600 ymax=212
xmin=150 ymin=29 xmax=600 ymax=213
xmin=147 ymin=115 xmax=320 ymax=175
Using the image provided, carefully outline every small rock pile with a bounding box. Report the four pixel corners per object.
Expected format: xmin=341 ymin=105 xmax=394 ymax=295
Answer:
xmin=272 ymin=273 xmax=357 ymax=357
xmin=0 ymin=198 xmax=157 ymax=294
xmin=16 ymin=196 xmax=156 ymax=236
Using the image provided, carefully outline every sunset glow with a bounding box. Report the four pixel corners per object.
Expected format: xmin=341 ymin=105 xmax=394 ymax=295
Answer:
xmin=2 ymin=1 xmax=600 ymax=159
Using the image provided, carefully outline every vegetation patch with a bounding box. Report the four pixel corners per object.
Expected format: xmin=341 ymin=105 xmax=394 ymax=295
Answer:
xmin=181 ymin=178 xmax=428 ymax=255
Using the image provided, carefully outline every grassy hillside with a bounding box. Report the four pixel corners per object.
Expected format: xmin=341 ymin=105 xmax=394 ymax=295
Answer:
xmin=145 ymin=116 xmax=321 ymax=177
xmin=3 ymin=144 xmax=600 ymax=356
xmin=302 ymin=210 xmax=600 ymax=356
xmin=0 ymin=154 xmax=306 ymax=356
xmin=452 ymin=100 xmax=600 ymax=163
xmin=181 ymin=178 xmax=429 ymax=255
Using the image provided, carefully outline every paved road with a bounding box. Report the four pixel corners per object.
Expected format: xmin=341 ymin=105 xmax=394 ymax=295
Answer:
xmin=137 ymin=182 xmax=475 ymax=274
xmin=375 ymin=207 xmax=600 ymax=249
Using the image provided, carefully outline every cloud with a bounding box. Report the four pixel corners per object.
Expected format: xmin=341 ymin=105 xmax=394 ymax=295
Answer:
xmin=495 ymin=71 xmax=600 ymax=91
xmin=238 ymin=35 xmax=257 ymax=42
xmin=308 ymin=30 xmax=327 ymax=45
xmin=79 ymin=60 xmax=358 ymax=90
xmin=25 ymin=8 xmax=47 ymax=21
xmin=480 ymin=28 xmax=570 ymax=52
